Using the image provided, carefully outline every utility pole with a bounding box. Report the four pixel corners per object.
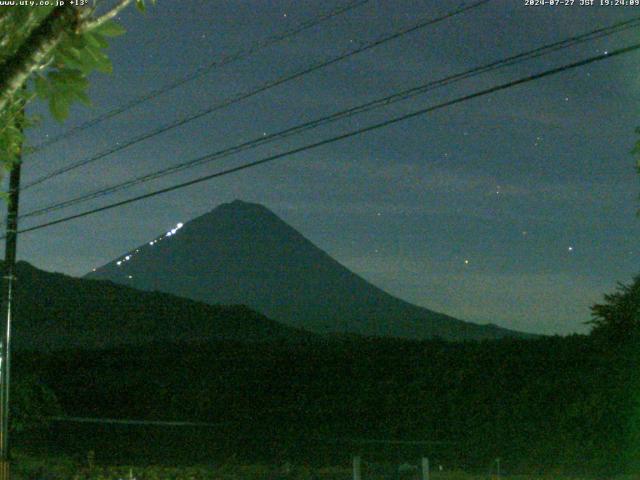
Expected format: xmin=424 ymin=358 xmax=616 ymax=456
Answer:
xmin=421 ymin=457 xmax=430 ymax=480
xmin=352 ymin=455 xmax=361 ymax=480
xmin=0 ymin=116 xmax=23 ymax=480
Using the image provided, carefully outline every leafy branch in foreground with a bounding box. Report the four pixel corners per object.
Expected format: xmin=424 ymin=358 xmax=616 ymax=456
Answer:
xmin=0 ymin=0 xmax=155 ymax=180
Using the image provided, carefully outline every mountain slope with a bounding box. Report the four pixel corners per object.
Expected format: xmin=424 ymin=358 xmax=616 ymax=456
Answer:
xmin=10 ymin=261 xmax=309 ymax=351
xmin=86 ymin=200 xmax=527 ymax=340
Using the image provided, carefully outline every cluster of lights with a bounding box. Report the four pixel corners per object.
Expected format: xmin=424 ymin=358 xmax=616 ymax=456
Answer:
xmin=115 ymin=222 xmax=184 ymax=267
xmin=166 ymin=222 xmax=184 ymax=237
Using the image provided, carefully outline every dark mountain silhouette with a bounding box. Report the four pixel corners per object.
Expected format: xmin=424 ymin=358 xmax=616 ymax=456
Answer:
xmin=10 ymin=261 xmax=309 ymax=351
xmin=86 ymin=200 xmax=528 ymax=340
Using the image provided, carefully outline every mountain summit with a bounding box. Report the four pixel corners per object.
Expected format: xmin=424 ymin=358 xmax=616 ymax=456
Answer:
xmin=86 ymin=200 xmax=525 ymax=340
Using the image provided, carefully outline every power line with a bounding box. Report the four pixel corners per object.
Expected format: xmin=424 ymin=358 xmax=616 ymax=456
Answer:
xmin=27 ymin=0 xmax=371 ymax=153
xmin=19 ymin=17 xmax=640 ymax=220
xmin=16 ymin=43 xmax=640 ymax=235
xmin=50 ymin=416 xmax=454 ymax=444
xmin=22 ymin=0 xmax=493 ymax=191
xmin=49 ymin=416 xmax=232 ymax=427
xmin=14 ymin=42 xmax=640 ymax=236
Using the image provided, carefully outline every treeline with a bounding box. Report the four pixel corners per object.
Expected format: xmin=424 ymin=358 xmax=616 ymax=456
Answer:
xmin=12 ymin=331 xmax=639 ymax=476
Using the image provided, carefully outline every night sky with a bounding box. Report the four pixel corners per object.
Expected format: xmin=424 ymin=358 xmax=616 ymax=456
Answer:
xmin=13 ymin=0 xmax=640 ymax=335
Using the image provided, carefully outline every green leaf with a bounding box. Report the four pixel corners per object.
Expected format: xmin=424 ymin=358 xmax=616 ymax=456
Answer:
xmin=73 ymin=89 xmax=92 ymax=107
xmin=49 ymin=95 xmax=69 ymax=121
xmin=49 ymin=70 xmax=88 ymax=91
xmin=68 ymin=32 xmax=88 ymax=50
xmin=33 ymin=75 xmax=50 ymax=99
xmin=136 ymin=0 xmax=146 ymax=13
xmin=83 ymin=44 xmax=113 ymax=74
xmin=93 ymin=20 xmax=126 ymax=37
xmin=84 ymin=31 xmax=109 ymax=50
xmin=55 ymin=47 xmax=93 ymax=74
xmin=58 ymin=43 xmax=112 ymax=74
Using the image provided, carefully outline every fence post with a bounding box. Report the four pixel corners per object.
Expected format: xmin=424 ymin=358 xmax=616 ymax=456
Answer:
xmin=421 ymin=458 xmax=429 ymax=480
xmin=353 ymin=456 xmax=361 ymax=480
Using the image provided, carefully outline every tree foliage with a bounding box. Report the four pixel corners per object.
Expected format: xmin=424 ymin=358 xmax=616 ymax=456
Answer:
xmin=10 ymin=373 xmax=61 ymax=434
xmin=0 ymin=0 xmax=155 ymax=182
xmin=589 ymin=275 xmax=640 ymax=340
xmin=18 ymin=335 xmax=633 ymax=476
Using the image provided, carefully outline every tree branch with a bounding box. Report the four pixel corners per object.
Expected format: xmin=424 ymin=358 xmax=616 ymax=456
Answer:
xmin=78 ymin=0 xmax=133 ymax=33
xmin=0 ymin=5 xmax=79 ymax=114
